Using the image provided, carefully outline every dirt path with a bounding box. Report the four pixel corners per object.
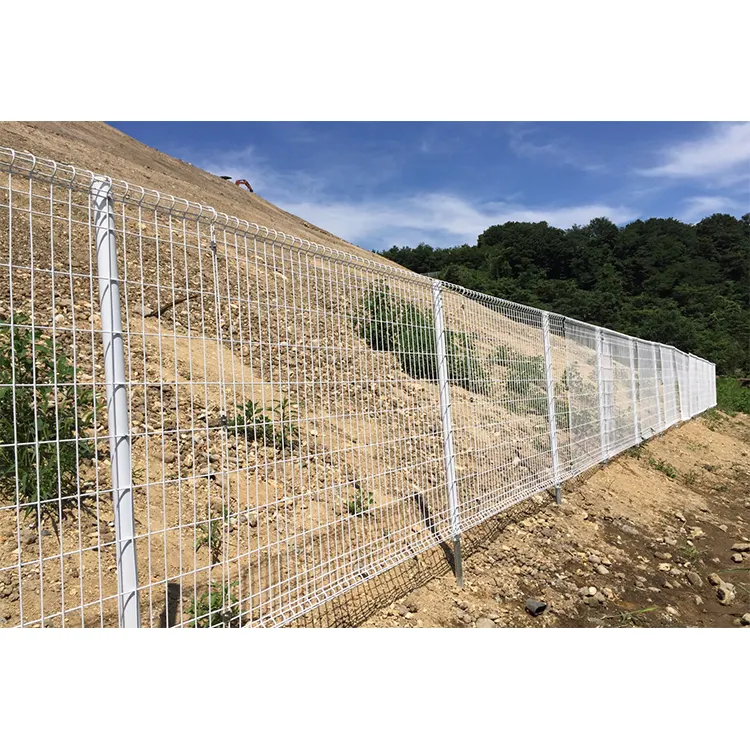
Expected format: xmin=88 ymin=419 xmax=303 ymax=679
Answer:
xmin=358 ymin=410 xmax=750 ymax=628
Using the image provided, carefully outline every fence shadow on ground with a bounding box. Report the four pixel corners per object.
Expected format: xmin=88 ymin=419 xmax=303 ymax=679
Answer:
xmin=292 ymin=460 xmax=619 ymax=628
xmin=291 ymin=490 xmax=556 ymax=628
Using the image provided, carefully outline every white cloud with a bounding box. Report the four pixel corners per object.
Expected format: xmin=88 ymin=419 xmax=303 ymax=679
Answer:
xmin=679 ymin=195 xmax=744 ymax=223
xmin=638 ymin=122 xmax=750 ymax=184
xmin=182 ymin=141 xmax=636 ymax=249
xmin=283 ymin=193 xmax=638 ymax=249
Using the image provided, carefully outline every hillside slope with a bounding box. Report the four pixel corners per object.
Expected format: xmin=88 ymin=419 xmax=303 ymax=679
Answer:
xmin=0 ymin=121 xmax=403 ymax=271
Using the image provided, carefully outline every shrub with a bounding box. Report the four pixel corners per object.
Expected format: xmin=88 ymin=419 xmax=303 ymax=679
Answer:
xmin=563 ymin=364 xmax=600 ymax=434
xmin=716 ymin=377 xmax=750 ymax=416
xmin=228 ymin=399 xmax=275 ymax=445
xmin=355 ymin=282 xmax=400 ymax=352
xmin=0 ymin=315 xmax=96 ymax=524
xmin=271 ymin=397 xmax=299 ymax=451
xmin=356 ymin=284 xmax=490 ymax=394
xmin=504 ymin=352 xmax=548 ymax=415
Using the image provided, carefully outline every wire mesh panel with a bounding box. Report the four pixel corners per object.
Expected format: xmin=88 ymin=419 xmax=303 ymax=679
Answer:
xmin=0 ymin=158 xmax=123 ymax=627
xmin=564 ymin=320 xmax=603 ymax=475
xmin=602 ymin=331 xmax=637 ymax=457
xmin=115 ymin=203 xmax=458 ymax=628
xmin=0 ymin=146 xmax=719 ymax=628
xmin=438 ymin=286 xmax=556 ymax=531
xmin=636 ymin=340 xmax=660 ymax=439
xmin=688 ymin=356 xmax=699 ymax=417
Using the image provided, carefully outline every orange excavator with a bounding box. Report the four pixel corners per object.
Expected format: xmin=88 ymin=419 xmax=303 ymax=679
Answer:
xmin=218 ymin=175 xmax=253 ymax=193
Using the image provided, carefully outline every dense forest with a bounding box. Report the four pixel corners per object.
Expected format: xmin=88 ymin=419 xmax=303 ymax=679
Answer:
xmin=381 ymin=213 xmax=750 ymax=377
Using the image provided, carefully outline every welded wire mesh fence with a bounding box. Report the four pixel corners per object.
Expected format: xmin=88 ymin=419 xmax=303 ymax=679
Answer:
xmin=0 ymin=148 xmax=717 ymax=628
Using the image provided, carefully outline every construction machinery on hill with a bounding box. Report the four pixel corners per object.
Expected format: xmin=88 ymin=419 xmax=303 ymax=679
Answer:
xmin=218 ymin=175 xmax=253 ymax=193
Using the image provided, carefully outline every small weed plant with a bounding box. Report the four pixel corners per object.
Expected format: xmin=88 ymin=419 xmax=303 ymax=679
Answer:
xmin=188 ymin=581 xmax=240 ymax=628
xmin=195 ymin=505 xmax=229 ymax=565
xmin=702 ymin=408 xmax=725 ymax=431
xmin=603 ymin=606 xmax=657 ymax=628
xmin=680 ymin=544 xmax=699 ymax=561
xmin=648 ymin=457 xmax=677 ymax=479
xmin=348 ymin=489 xmax=374 ymax=516
xmin=229 ymin=397 xmax=299 ymax=452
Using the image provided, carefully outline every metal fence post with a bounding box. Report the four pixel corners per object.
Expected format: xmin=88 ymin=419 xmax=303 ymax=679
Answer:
xmin=712 ymin=363 xmax=717 ymax=407
xmin=629 ymin=338 xmax=639 ymax=444
xmin=595 ymin=328 xmax=607 ymax=462
xmin=431 ymin=280 xmax=462 ymax=587
xmin=658 ymin=345 xmax=668 ymax=432
xmin=651 ymin=342 xmax=664 ymax=435
xmin=92 ymin=179 xmax=140 ymax=627
xmin=541 ymin=313 xmax=562 ymax=503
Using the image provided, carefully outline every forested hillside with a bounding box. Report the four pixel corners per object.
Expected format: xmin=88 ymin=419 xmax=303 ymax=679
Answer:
xmin=381 ymin=214 xmax=750 ymax=376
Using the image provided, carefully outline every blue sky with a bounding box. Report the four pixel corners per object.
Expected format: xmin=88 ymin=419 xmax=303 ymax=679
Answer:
xmin=109 ymin=122 xmax=750 ymax=251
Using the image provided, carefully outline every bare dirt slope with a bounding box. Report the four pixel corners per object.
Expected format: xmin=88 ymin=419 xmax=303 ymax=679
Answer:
xmin=352 ymin=410 xmax=750 ymax=628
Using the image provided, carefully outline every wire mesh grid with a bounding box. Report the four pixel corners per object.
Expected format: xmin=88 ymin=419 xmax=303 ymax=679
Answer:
xmin=0 ymin=147 xmax=718 ymax=628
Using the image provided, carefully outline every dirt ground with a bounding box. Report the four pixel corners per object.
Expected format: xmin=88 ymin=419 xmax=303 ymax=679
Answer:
xmin=350 ymin=410 xmax=750 ymax=628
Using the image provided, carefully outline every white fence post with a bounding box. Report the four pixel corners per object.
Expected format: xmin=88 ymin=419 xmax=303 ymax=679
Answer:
xmin=595 ymin=328 xmax=607 ymax=462
xmin=658 ymin=345 xmax=670 ymax=430
xmin=652 ymin=344 xmax=664 ymax=435
xmin=431 ymin=280 xmax=462 ymax=586
xmin=629 ymin=338 xmax=639 ymax=444
xmin=712 ymin=363 xmax=717 ymax=407
xmin=688 ymin=353 xmax=695 ymax=418
xmin=541 ymin=313 xmax=562 ymax=503
xmin=92 ymin=179 xmax=140 ymax=628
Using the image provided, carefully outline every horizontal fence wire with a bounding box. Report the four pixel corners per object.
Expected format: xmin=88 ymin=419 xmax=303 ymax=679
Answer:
xmin=0 ymin=147 xmax=717 ymax=628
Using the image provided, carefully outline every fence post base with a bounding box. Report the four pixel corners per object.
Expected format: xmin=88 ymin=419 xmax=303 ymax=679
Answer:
xmin=453 ymin=536 xmax=463 ymax=587
xmin=555 ymin=485 xmax=562 ymax=505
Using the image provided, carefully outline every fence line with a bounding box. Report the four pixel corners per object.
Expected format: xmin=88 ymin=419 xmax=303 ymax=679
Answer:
xmin=0 ymin=147 xmax=717 ymax=628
